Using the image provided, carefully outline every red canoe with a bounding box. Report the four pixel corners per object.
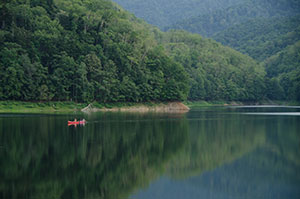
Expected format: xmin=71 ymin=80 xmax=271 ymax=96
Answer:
xmin=68 ymin=120 xmax=86 ymax=125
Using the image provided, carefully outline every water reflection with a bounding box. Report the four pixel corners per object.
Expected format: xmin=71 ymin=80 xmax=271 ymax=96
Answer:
xmin=244 ymin=112 xmax=300 ymax=116
xmin=132 ymin=107 xmax=300 ymax=199
xmin=1 ymin=107 xmax=300 ymax=199
xmin=166 ymin=109 xmax=266 ymax=179
xmin=0 ymin=112 xmax=189 ymax=199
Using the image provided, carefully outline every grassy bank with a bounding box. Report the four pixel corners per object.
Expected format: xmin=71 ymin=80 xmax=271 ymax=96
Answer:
xmin=0 ymin=101 xmax=87 ymax=113
xmin=184 ymin=100 xmax=300 ymax=107
xmin=0 ymin=101 xmax=168 ymax=113
xmin=184 ymin=101 xmax=242 ymax=108
xmin=1 ymin=100 xmax=299 ymax=113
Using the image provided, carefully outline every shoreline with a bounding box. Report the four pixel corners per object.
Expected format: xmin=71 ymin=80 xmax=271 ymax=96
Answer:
xmin=185 ymin=100 xmax=300 ymax=107
xmin=0 ymin=100 xmax=299 ymax=114
xmin=0 ymin=101 xmax=190 ymax=114
xmin=0 ymin=101 xmax=86 ymax=114
xmin=81 ymin=102 xmax=190 ymax=113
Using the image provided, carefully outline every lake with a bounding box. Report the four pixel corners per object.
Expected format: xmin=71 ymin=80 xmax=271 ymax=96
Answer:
xmin=0 ymin=106 xmax=299 ymax=199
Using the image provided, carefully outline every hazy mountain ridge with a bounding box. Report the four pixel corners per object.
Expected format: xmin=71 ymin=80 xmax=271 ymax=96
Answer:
xmin=112 ymin=0 xmax=244 ymax=28
xmin=166 ymin=0 xmax=300 ymax=37
xmin=213 ymin=15 xmax=300 ymax=61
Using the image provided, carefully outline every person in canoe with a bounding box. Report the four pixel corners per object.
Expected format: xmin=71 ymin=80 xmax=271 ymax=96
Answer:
xmin=68 ymin=118 xmax=86 ymax=126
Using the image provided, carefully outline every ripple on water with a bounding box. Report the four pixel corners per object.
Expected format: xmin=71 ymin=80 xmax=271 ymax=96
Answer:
xmin=243 ymin=112 xmax=300 ymax=116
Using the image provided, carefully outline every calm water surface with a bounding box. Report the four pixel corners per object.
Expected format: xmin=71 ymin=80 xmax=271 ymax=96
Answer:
xmin=0 ymin=106 xmax=299 ymax=199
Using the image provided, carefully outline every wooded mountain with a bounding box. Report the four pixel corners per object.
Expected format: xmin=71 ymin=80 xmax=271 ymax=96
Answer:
xmin=0 ymin=0 xmax=271 ymax=102
xmin=112 ymin=0 xmax=300 ymax=102
xmin=264 ymin=41 xmax=300 ymax=101
xmin=157 ymin=30 xmax=266 ymax=101
xmin=0 ymin=0 xmax=298 ymax=102
xmin=112 ymin=0 xmax=243 ymax=29
xmin=165 ymin=0 xmax=300 ymax=101
xmin=166 ymin=0 xmax=300 ymax=37
xmin=213 ymin=16 xmax=300 ymax=61
xmin=0 ymin=0 xmax=190 ymax=102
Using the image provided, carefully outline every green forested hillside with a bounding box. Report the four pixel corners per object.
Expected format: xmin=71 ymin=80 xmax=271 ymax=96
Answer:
xmin=112 ymin=0 xmax=242 ymax=29
xmin=160 ymin=0 xmax=300 ymax=102
xmin=0 ymin=0 xmax=189 ymax=102
xmin=166 ymin=0 xmax=300 ymax=37
xmin=0 ymin=0 xmax=298 ymax=103
xmin=157 ymin=30 xmax=266 ymax=101
xmin=213 ymin=16 xmax=300 ymax=61
xmin=264 ymin=41 xmax=300 ymax=101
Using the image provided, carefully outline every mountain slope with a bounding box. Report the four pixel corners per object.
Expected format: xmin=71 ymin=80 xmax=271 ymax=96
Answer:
xmin=0 ymin=0 xmax=295 ymax=102
xmin=161 ymin=0 xmax=300 ymax=102
xmin=166 ymin=0 xmax=300 ymax=37
xmin=112 ymin=0 xmax=243 ymax=29
xmin=156 ymin=30 xmax=266 ymax=101
xmin=264 ymin=41 xmax=300 ymax=101
xmin=0 ymin=0 xmax=189 ymax=102
xmin=213 ymin=16 xmax=300 ymax=61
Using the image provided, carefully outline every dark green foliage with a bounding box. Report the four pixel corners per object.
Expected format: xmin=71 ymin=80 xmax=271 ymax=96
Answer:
xmin=264 ymin=77 xmax=284 ymax=100
xmin=0 ymin=0 xmax=189 ymax=102
xmin=111 ymin=0 xmax=300 ymax=102
xmin=1 ymin=0 xmax=297 ymax=102
xmin=158 ymin=30 xmax=266 ymax=101
xmin=264 ymin=41 xmax=300 ymax=101
xmin=156 ymin=0 xmax=300 ymax=102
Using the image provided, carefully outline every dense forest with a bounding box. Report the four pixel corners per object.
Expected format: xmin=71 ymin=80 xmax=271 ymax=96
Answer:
xmin=213 ymin=16 xmax=300 ymax=61
xmin=0 ymin=0 xmax=190 ymax=102
xmin=157 ymin=30 xmax=265 ymax=101
xmin=113 ymin=0 xmax=300 ymax=102
xmin=264 ymin=41 xmax=300 ymax=100
xmin=0 ymin=0 xmax=299 ymax=102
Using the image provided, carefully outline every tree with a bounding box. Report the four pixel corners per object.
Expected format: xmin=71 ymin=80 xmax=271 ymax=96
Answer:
xmin=51 ymin=53 xmax=76 ymax=100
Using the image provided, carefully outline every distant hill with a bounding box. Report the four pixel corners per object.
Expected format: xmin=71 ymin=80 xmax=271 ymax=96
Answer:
xmin=213 ymin=16 xmax=300 ymax=61
xmin=166 ymin=0 xmax=300 ymax=37
xmin=112 ymin=0 xmax=243 ymax=29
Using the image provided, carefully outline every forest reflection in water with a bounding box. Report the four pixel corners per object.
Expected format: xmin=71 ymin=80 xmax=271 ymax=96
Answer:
xmin=1 ymin=106 xmax=300 ymax=199
xmin=132 ymin=106 xmax=300 ymax=199
xmin=0 ymin=112 xmax=189 ymax=199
